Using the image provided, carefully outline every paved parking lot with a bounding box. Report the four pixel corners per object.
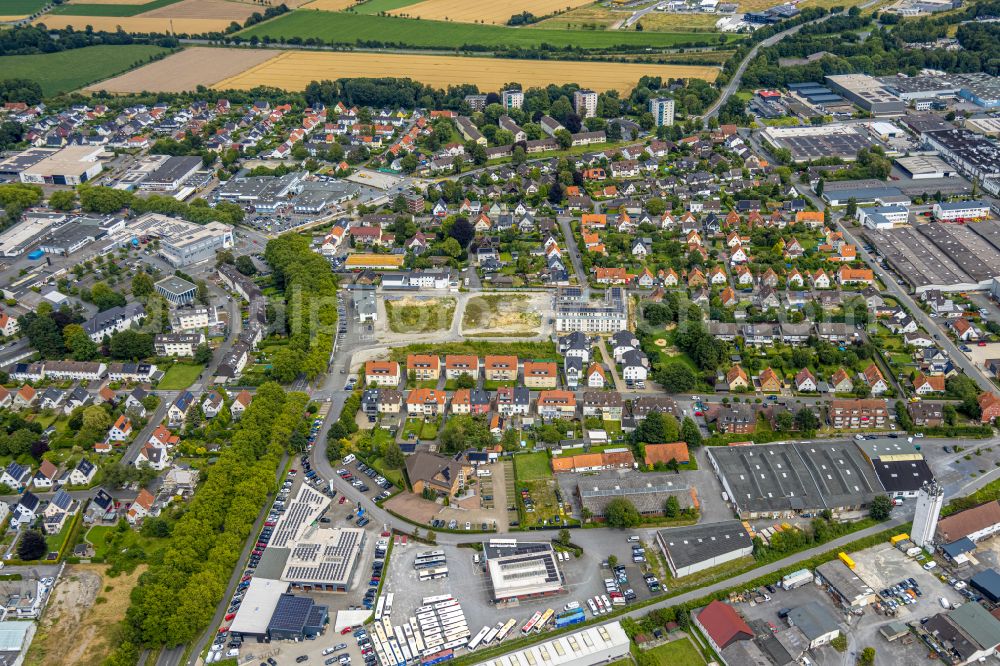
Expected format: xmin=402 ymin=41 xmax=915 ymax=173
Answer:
xmin=377 ymin=538 xmax=667 ymax=652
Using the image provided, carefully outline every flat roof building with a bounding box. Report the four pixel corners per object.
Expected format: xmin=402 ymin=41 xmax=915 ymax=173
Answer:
xmin=656 ymin=521 xmax=753 ymax=578
xmin=19 ymin=145 xmax=104 ymax=185
xmin=266 ymin=593 xmax=329 ymax=641
xmin=707 ymin=441 xmax=883 ymax=519
xmin=139 ymin=155 xmax=202 ymax=191
xmin=555 ymin=286 xmax=628 ymax=333
xmin=761 ymin=124 xmax=879 ymax=162
xmin=923 ymin=128 xmax=1000 ymax=182
xmin=872 ymin=458 xmax=935 ymax=499
xmin=826 ymin=74 xmax=907 ymax=115
xmin=155 ymin=275 xmax=198 ymax=306
xmin=483 ymin=541 xmax=563 ymax=603
xmin=229 ymin=577 xmax=289 ymax=638
xmin=895 ymin=155 xmax=958 ymax=179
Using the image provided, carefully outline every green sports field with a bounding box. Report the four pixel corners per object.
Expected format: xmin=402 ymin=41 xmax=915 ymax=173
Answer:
xmin=0 ymin=44 xmax=171 ymax=95
xmin=48 ymin=0 xmax=182 ymax=17
xmin=240 ymin=10 xmax=738 ymax=49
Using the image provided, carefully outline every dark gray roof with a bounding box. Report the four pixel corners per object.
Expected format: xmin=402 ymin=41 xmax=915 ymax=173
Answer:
xmin=872 ymin=458 xmax=934 ymax=493
xmin=707 ymin=441 xmax=883 ymax=514
xmin=657 ymin=520 xmax=752 ymax=570
xmin=786 ymin=602 xmax=841 ymax=641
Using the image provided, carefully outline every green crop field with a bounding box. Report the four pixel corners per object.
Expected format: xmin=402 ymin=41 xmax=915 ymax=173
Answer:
xmin=352 ymin=0 xmax=423 ymax=13
xmin=49 ymin=0 xmax=182 ymax=16
xmin=0 ymin=0 xmax=49 ymax=16
xmin=0 ymin=44 xmax=171 ymax=95
xmin=240 ymin=10 xmax=737 ymax=49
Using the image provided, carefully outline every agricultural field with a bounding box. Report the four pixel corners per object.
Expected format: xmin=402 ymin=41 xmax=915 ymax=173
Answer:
xmin=627 ymin=10 xmax=722 ymax=30
xmin=301 ymin=0 xmax=357 ymax=9
xmin=87 ymin=46 xmax=279 ymax=92
xmin=385 ymin=296 xmax=455 ymax=333
xmin=215 ymin=49 xmax=718 ymax=92
xmin=240 ymin=10 xmax=738 ymax=49
xmin=0 ymin=0 xmax=48 ymax=19
xmin=388 ymin=0 xmax=595 ymax=25
xmin=50 ymin=0 xmax=182 ymax=16
xmin=41 ymin=0 xmax=258 ymax=31
xmin=352 ymin=0 xmax=422 ymax=12
xmin=0 ymin=44 xmax=171 ymax=95
xmin=462 ymin=294 xmax=542 ymax=336
xmin=529 ymin=4 xmax=622 ymax=29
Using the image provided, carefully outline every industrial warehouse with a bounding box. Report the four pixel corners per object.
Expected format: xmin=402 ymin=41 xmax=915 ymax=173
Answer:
xmin=706 ymin=441 xmax=884 ymax=519
xmin=574 ymin=474 xmax=696 ymax=520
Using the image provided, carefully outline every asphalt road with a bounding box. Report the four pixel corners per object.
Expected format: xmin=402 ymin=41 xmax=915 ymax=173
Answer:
xmin=557 ymin=216 xmax=589 ymax=291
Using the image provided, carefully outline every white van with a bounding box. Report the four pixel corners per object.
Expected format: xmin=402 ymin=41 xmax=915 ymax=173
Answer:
xmin=626 ymin=536 xmax=640 ymax=543
xmin=564 ymin=601 xmax=580 ymax=611
xmin=343 ymin=454 xmax=356 ymax=464
xmin=477 ymin=469 xmax=492 ymax=478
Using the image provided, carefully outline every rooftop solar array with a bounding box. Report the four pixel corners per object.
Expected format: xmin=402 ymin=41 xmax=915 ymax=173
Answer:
xmin=271 ymin=485 xmax=329 ymax=548
xmin=282 ymin=528 xmax=362 ymax=585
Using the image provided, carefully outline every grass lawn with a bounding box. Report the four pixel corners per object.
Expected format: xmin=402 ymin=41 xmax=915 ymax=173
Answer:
xmin=84 ymin=524 xmax=168 ymax=562
xmin=50 ymin=0 xmax=183 ymax=16
xmin=419 ymin=419 xmax=440 ymax=440
xmin=0 ymin=45 xmax=172 ymax=96
xmin=642 ymin=638 xmax=707 ymax=666
xmin=45 ymin=521 xmax=74 ymax=554
xmin=241 ymin=11 xmax=740 ymax=49
xmin=513 ymin=451 xmax=551 ymax=481
xmin=402 ymin=418 xmax=422 ymax=442
xmin=369 ymin=456 xmax=405 ymax=488
xmin=157 ymin=363 xmax=204 ymax=390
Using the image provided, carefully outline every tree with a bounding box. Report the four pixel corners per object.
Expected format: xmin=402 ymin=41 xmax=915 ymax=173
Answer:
xmin=548 ymin=181 xmax=564 ymax=205
xmin=440 ymin=237 xmax=462 ymax=258
xmin=607 ymin=554 xmax=618 ymax=568
xmin=455 ymin=373 xmax=476 ymax=389
xmin=858 ymin=648 xmax=875 ymax=666
xmin=655 ymin=360 xmax=696 ymax=393
xmin=604 ymin=498 xmax=641 ymax=528
xmin=110 ymin=330 xmax=154 ymax=360
xmin=48 ymin=189 xmax=77 ymax=211
xmin=681 ymin=416 xmax=702 ymax=448
xmin=63 ymin=323 xmax=98 ymax=361
xmin=664 ymin=495 xmax=681 ymax=518
xmin=448 ymin=217 xmax=475 ymax=249
xmin=131 ymin=272 xmax=154 ymax=299
xmin=557 ymin=529 xmax=571 ymax=546
xmin=554 ymin=129 xmax=572 ymax=150
xmin=194 ymin=344 xmax=213 ymax=365
xmin=235 ymin=255 xmax=257 ymax=276
xmin=439 ymin=415 xmax=493 ymax=454
xmin=794 ymin=408 xmax=820 ymax=432
xmin=90 ymin=282 xmax=126 ymax=311
xmin=270 ymin=347 xmax=304 ymax=384
xmin=869 ymin=495 xmax=893 ymax=521
xmin=845 ymin=197 xmax=858 ymax=219
xmin=383 ymin=441 xmax=405 ymax=469
xmin=511 ymin=146 xmax=526 ymax=166
xmin=17 ymin=530 xmax=47 ymax=561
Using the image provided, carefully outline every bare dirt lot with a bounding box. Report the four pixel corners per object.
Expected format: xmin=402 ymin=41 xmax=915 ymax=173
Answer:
xmin=38 ymin=14 xmax=244 ymax=32
xmin=461 ymin=294 xmax=543 ymax=336
xmin=300 ymin=0 xmax=357 ymax=9
xmin=24 ymin=564 xmax=145 ymax=666
xmin=85 ymin=46 xmax=281 ymax=92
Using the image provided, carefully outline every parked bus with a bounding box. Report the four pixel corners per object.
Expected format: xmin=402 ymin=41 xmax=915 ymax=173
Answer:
xmin=418 ymin=566 xmax=449 ymax=581
xmin=467 ymin=626 xmax=491 ymax=652
xmin=414 ymin=556 xmax=447 ymax=570
xmin=384 ymin=593 xmax=394 ymax=618
xmin=420 ymin=649 xmax=454 ymax=666
xmin=374 ymin=595 xmax=386 ymax=621
xmin=495 ymin=619 xmax=517 ymax=643
xmin=536 ymin=609 xmax=555 ymax=633
xmin=482 ymin=622 xmax=503 ymax=645
xmin=521 ymin=612 xmax=542 ymax=635
xmin=422 ymin=595 xmax=453 ymax=605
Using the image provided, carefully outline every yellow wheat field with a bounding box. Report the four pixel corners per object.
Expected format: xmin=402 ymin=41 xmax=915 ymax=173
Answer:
xmin=300 ymin=0 xmax=357 ymax=10
xmin=84 ymin=46 xmax=282 ymax=91
xmin=216 ymin=50 xmax=718 ymax=91
xmin=139 ymin=0 xmax=260 ymax=19
xmin=389 ymin=0 xmax=593 ymax=24
xmin=65 ymin=0 xmax=159 ymax=5
xmin=37 ymin=14 xmax=240 ymax=31
xmin=0 ymin=14 xmax=28 ymax=19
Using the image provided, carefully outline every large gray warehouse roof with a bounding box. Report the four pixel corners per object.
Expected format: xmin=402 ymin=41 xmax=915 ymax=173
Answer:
xmin=708 ymin=441 xmax=883 ymax=514
xmin=656 ymin=521 xmax=752 ymax=571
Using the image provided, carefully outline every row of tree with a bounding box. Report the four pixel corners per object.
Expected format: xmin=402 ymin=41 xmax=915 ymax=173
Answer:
xmin=110 ymin=383 xmax=309 ymax=656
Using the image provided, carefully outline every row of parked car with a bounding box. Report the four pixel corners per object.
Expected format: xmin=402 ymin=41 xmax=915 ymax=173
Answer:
xmin=362 ymin=536 xmax=389 ymax=612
